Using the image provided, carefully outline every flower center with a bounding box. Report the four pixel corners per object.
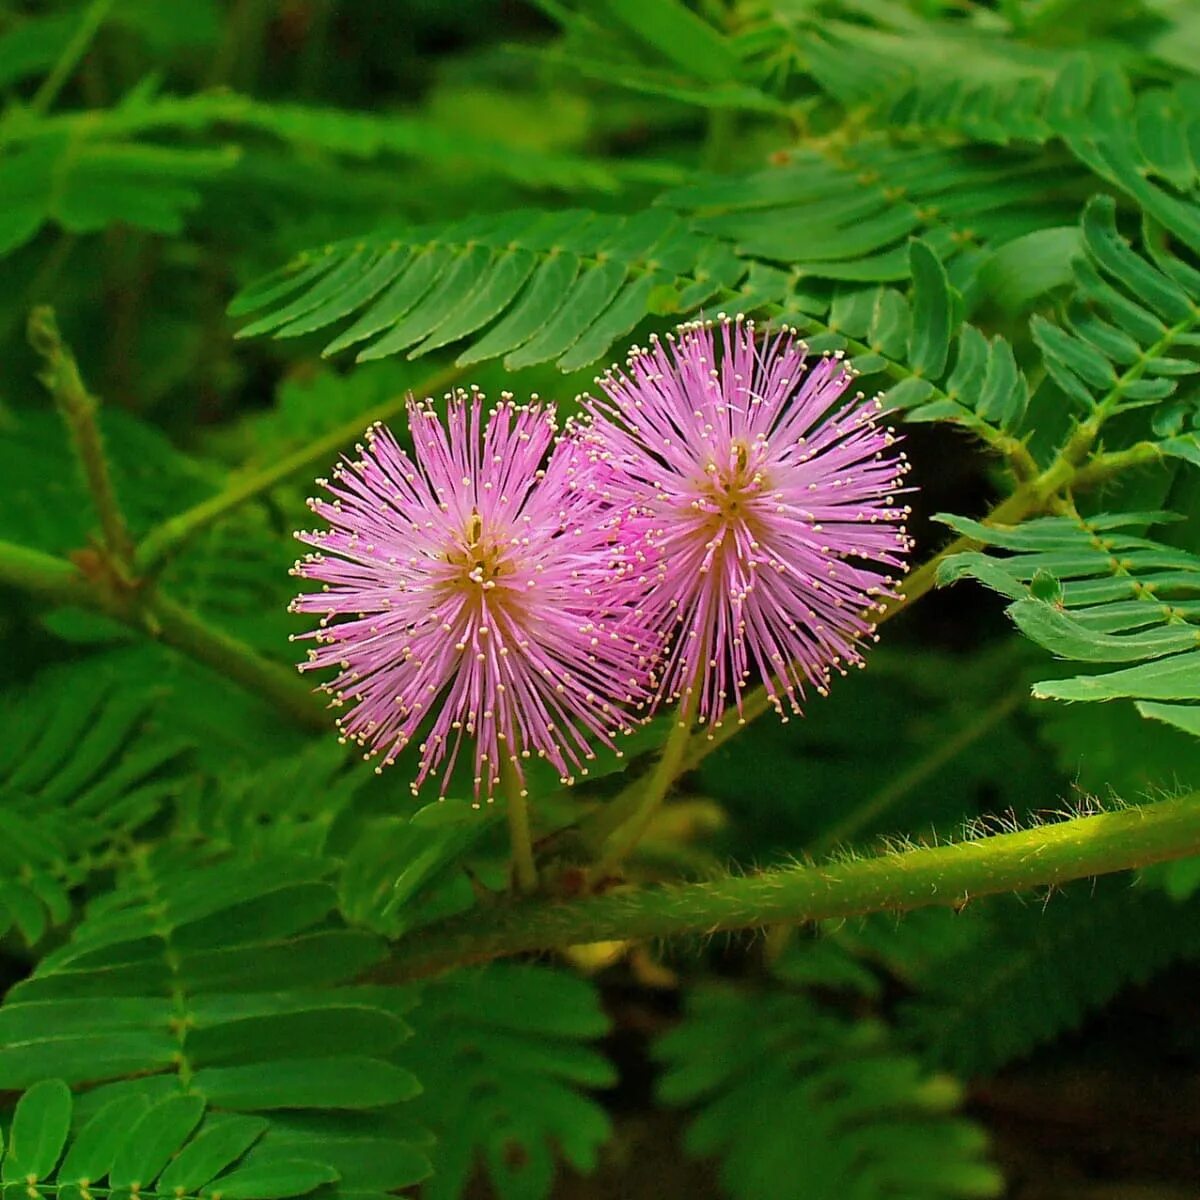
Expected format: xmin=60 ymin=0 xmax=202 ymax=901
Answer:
xmin=704 ymin=439 xmax=765 ymax=521
xmin=445 ymin=508 xmax=507 ymax=587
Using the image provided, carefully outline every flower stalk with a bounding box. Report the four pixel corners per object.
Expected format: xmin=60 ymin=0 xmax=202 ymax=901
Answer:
xmin=585 ymin=687 xmax=700 ymax=872
xmin=502 ymin=757 xmax=539 ymax=895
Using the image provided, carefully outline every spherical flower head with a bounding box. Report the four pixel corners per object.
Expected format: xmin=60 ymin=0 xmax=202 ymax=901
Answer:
xmin=290 ymin=389 xmax=650 ymax=803
xmin=584 ymin=316 xmax=912 ymax=726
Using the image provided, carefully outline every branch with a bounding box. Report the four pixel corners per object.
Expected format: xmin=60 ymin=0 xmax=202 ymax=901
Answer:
xmin=0 ymin=538 xmax=324 ymax=728
xmin=387 ymin=792 xmax=1200 ymax=980
xmin=144 ymin=591 xmax=325 ymax=728
xmin=28 ymin=307 xmax=135 ymax=568
xmin=133 ymin=362 xmax=465 ymax=574
xmin=0 ymin=539 xmax=96 ymax=605
xmin=1071 ymin=441 xmax=1165 ymax=490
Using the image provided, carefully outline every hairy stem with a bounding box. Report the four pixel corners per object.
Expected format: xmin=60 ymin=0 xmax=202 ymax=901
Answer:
xmin=29 ymin=307 xmax=135 ymax=567
xmin=133 ymin=362 xmax=464 ymax=574
xmin=387 ymin=792 xmax=1200 ymax=980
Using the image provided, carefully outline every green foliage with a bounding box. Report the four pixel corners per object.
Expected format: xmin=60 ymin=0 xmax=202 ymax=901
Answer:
xmin=765 ymin=879 xmax=1200 ymax=1086
xmin=0 ymin=666 xmax=189 ymax=943
xmin=0 ymin=78 xmax=643 ymax=259
xmin=1027 ymin=196 xmax=1200 ymax=439
xmin=402 ymin=966 xmax=615 ymax=1200
xmin=0 ymin=407 xmax=214 ymax=556
xmin=4 ymin=2 xmax=1200 ymax=1198
xmin=0 ymin=845 xmax=430 ymax=1192
xmin=229 ymin=208 xmax=744 ymax=369
xmin=697 ymin=646 xmax=1046 ymax=857
xmin=0 ymin=1078 xmax=341 ymax=1200
xmin=656 ymin=983 xmax=1003 ymax=1200
xmin=941 ymin=512 xmax=1200 ymax=735
xmin=898 ymin=881 xmax=1200 ymax=1076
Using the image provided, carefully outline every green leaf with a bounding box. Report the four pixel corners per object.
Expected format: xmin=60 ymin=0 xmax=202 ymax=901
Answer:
xmin=205 ymin=1159 xmax=339 ymax=1199
xmin=404 ymin=967 xmax=614 ymax=1200
xmin=906 ymin=239 xmax=954 ymax=378
xmin=1034 ymin=650 xmax=1200 ymax=702
xmin=943 ymin=514 xmax=1200 ymax=725
xmin=156 ymin=1115 xmax=270 ymax=1195
xmin=1030 ymin=315 xmax=1115 ymax=391
xmin=1 ymin=1080 xmax=72 ymax=1183
xmin=0 ymin=846 xmax=428 ymax=1195
xmin=600 ymin=0 xmax=739 ymax=83
xmin=977 ymin=227 xmax=1081 ymax=312
xmin=1009 ymin=598 xmax=1199 ymax=662
xmin=657 ymin=986 xmax=1001 ymax=1200
xmin=902 ymin=883 xmax=1200 ymax=1075
xmin=233 ymin=212 xmax=742 ymax=370
xmin=1081 ymin=195 xmax=1193 ymax=322
xmin=193 ymin=1058 xmax=421 ymax=1111
xmin=0 ymin=1085 xmax=381 ymax=1200
xmin=1136 ymin=700 xmax=1200 ymax=737
xmin=57 ymin=1095 xmax=153 ymax=1186
xmin=109 ymin=1094 xmax=207 ymax=1188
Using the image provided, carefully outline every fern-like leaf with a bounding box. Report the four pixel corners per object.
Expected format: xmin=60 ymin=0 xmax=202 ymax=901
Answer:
xmin=0 ymin=845 xmax=430 ymax=1192
xmin=0 ymin=1078 xmax=340 ymax=1200
xmin=899 ymin=880 xmax=1200 ymax=1076
xmin=811 ymin=243 xmax=1032 ymax=456
xmin=0 ymin=667 xmax=190 ymax=944
xmin=1026 ymin=195 xmax=1200 ymax=436
xmin=939 ymin=511 xmax=1200 ymax=734
xmin=0 ymin=77 xmax=656 ymax=258
xmin=401 ymin=966 xmax=615 ymax=1200
xmin=656 ymin=984 xmax=1002 ymax=1200
xmin=230 ymin=208 xmax=743 ymax=369
xmin=0 ymin=131 xmax=238 ymax=258
xmin=658 ymin=138 xmax=1076 ymax=282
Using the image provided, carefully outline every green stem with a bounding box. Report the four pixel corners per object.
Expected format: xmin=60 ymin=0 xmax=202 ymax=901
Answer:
xmin=701 ymin=108 xmax=737 ymax=172
xmin=0 ymin=539 xmax=95 ymax=604
xmin=587 ymin=688 xmax=700 ymax=871
xmin=1071 ymin=441 xmax=1164 ymax=490
xmin=0 ymin=538 xmax=324 ymax=728
xmin=503 ymin=761 xmax=539 ymax=896
xmin=807 ymin=684 xmax=1026 ymax=856
xmin=28 ymin=306 xmax=134 ymax=567
xmin=29 ymin=0 xmax=115 ymax=115
xmin=145 ymin=592 xmax=324 ymax=729
xmin=385 ymin=792 xmax=1200 ymax=980
xmin=133 ymin=362 xmax=465 ymax=574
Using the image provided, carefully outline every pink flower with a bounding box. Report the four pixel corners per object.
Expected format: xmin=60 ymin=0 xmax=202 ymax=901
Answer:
xmin=291 ymin=390 xmax=649 ymax=802
xmin=584 ymin=316 xmax=911 ymax=728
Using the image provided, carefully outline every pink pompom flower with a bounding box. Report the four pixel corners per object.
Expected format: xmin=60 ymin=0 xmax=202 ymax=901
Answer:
xmin=583 ymin=315 xmax=912 ymax=728
xmin=290 ymin=389 xmax=649 ymax=802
